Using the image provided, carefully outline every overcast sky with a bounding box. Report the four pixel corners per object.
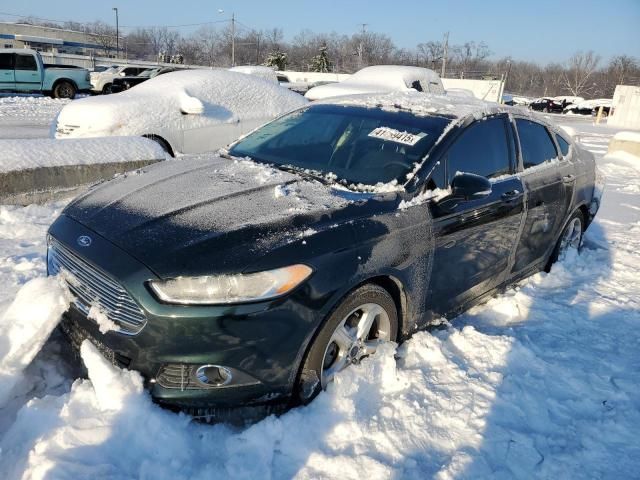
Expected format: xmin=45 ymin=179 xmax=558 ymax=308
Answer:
xmin=2 ymin=0 xmax=639 ymax=63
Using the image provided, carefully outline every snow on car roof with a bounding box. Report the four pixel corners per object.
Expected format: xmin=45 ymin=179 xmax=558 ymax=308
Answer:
xmin=229 ymin=65 xmax=278 ymax=83
xmin=315 ymin=90 xmax=523 ymax=121
xmin=305 ymin=65 xmax=444 ymax=100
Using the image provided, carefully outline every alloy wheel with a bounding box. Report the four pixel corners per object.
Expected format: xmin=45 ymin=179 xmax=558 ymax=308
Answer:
xmin=320 ymin=302 xmax=391 ymax=387
xmin=558 ymin=216 xmax=582 ymax=259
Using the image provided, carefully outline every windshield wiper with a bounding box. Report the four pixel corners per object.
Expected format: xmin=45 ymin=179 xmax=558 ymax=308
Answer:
xmin=275 ymin=164 xmax=334 ymax=185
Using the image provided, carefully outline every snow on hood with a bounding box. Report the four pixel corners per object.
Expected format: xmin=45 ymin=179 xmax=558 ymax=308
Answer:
xmin=63 ymin=155 xmax=355 ymax=277
xmin=305 ymin=65 xmax=443 ymax=100
xmin=55 ymin=69 xmax=307 ymax=138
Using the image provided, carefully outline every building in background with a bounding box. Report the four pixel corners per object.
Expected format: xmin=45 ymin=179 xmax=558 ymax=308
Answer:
xmin=0 ymin=22 xmax=107 ymax=56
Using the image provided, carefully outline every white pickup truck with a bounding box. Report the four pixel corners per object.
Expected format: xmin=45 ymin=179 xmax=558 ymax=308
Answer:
xmin=0 ymin=48 xmax=92 ymax=98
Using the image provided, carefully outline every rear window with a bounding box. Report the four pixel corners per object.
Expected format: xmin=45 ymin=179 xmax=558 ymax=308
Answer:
xmin=515 ymin=119 xmax=558 ymax=169
xmin=556 ymin=134 xmax=570 ymax=156
xmin=15 ymin=54 xmax=37 ymax=71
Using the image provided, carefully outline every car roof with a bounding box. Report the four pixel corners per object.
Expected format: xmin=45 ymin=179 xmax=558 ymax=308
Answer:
xmin=314 ymin=91 xmax=526 ymax=120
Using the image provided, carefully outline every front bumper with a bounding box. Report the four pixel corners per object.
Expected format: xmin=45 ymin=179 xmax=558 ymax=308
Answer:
xmin=48 ymin=214 xmax=324 ymax=410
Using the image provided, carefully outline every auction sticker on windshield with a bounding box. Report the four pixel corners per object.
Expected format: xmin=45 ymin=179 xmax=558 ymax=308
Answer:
xmin=368 ymin=127 xmax=426 ymax=146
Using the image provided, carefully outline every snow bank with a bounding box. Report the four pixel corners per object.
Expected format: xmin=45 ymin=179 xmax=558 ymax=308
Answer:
xmin=0 ymin=137 xmax=167 ymax=174
xmin=612 ymin=131 xmax=640 ymax=143
xmin=0 ymin=277 xmax=70 ymax=407
xmin=0 ymin=96 xmax=69 ymax=124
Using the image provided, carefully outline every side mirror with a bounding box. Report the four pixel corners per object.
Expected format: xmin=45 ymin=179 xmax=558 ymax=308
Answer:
xmin=179 ymin=92 xmax=204 ymax=115
xmin=451 ymin=172 xmax=492 ymax=200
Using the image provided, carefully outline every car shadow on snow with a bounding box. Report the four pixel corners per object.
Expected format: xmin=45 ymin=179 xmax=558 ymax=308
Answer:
xmin=393 ymin=220 xmax=640 ymax=478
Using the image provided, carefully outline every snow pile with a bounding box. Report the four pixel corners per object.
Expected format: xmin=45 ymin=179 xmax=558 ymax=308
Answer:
xmin=0 ymin=137 xmax=168 ymax=173
xmin=305 ymin=66 xmax=445 ymax=100
xmin=55 ymin=70 xmax=307 ymax=139
xmin=612 ymin=130 xmax=640 ymax=143
xmin=0 ymin=277 xmax=70 ymax=407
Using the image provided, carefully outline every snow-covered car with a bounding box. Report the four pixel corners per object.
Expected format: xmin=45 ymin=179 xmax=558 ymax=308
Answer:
xmin=90 ymin=65 xmax=149 ymax=94
xmin=304 ymin=65 xmax=445 ymax=100
xmin=47 ymin=92 xmax=601 ymax=417
xmin=564 ymin=98 xmax=612 ymax=116
xmin=54 ymin=69 xmax=308 ymax=155
xmin=229 ymin=65 xmax=279 ymax=83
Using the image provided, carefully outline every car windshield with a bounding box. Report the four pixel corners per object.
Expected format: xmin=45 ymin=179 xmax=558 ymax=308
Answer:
xmin=229 ymin=104 xmax=451 ymax=186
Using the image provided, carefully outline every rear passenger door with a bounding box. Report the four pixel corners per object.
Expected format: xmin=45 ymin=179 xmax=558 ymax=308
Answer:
xmin=14 ymin=53 xmax=41 ymax=91
xmin=427 ymin=115 xmax=525 ymax=314
xmin=0 ymin=53 xmax=15 ymax=90
xmin=511 ymin=118 xmax=570 ymax=273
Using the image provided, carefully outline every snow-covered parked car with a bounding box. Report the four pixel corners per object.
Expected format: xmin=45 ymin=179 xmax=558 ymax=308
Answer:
xmin=229 ymin=65 xmax=279 ymax=83
xmin=304 ymin=65 xmax=445 ymax=100
xmin=47 ymin=92 xmax=601 ymax=416
xmin=54 ymin=69 xmax=308 ymax=155
xmin=563 ymin=98 xmax=612 ymax=116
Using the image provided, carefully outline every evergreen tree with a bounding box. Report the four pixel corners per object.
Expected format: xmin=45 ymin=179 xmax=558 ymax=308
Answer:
xmin=264 ymin=51 xmax=288 ymax=70
xmin=310 ymin=45 xmax=332 ymax=72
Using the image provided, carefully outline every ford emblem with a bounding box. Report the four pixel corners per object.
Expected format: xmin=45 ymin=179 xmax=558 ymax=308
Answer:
xmin=77 ymin=235 xmax=92 ymax=247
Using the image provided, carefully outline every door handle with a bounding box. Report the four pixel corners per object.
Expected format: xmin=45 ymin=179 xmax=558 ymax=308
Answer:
xmin=562 ymin=174 xmax=575 ymax=184
xmin=501 ymin=190 xmax=523 ymax=203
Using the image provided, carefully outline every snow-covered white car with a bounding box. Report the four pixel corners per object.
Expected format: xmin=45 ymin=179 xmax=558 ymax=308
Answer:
xmin=54 ymin=69 xmax=308 ymax=155
xmin=229 ymin=65 xmax=279 ymax=83
xmin=305 ymin=65 xmax=445 ymax=100
xmin=564 ymin=98 xmax=612 ymax=116
xmin=90 ymin=65 xmax=150 ymax=94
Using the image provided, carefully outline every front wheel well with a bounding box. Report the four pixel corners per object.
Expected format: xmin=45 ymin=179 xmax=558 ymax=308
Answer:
xmin=360 ymin=275 xmax=407 ymax=342
xmin=142 ymin=134 xmax=175 ymax=157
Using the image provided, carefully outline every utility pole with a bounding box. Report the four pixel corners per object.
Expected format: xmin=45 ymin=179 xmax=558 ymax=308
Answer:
xmin=231 ymin=12 xmax=235 ymax=67
xmin=358 ymin=23 xmax=367 ymax=70
xmin=112 ymin=7 xmax=119 ymax=58
xmin=441 ymin=31 xmax=449 ymax=78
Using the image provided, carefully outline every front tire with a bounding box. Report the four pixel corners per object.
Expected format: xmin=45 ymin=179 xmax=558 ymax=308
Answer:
xmin=52 ymin=81 xmax=76 ymax=99
xmin=102 ymin=83 xmax=113 ymax=95
xmin=295 ymin=284 xmax=398 ymax=404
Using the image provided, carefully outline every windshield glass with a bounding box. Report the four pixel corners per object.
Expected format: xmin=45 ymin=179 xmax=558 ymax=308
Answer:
xmin=229 ymin=104 xmax=450 ymax=185
xmin=138 ymin=69 xmax=155 ymax=77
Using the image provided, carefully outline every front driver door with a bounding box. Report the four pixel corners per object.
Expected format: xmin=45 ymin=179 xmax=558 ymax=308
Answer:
xmin=0 ymin=53 xmax=15 ymax=90
xmin=427 ymin=115 xmax=525 ymax=315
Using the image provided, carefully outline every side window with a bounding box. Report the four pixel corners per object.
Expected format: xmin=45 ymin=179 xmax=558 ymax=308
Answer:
xmin=0 ymin=53 xmax=14 ymax=69
xmin=556 ymin=134 xmax=570 ymax=156
xmin=15 ymin=54 xmax=37 ymax=71
xmin=410 ymin=80 xmax=423 ymax=92
xmin=445 ymin=117 xmax=512 ymax=184
xmin=123 ymin=68 xmax=137 ymax=76
xmin=515 ymin=119 xmax=558 ymax=168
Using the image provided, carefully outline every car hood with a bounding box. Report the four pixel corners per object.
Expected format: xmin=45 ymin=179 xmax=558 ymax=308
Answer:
xmin=62 ymin=155 xmax=367 ymax=277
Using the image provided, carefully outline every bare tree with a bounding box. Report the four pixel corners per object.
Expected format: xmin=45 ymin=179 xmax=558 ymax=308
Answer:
xmin=562 ymin=50 xmax=601 ymax=96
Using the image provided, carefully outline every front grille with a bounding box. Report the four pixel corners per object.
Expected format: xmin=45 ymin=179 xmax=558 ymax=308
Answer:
xmin=48 ymin=238 xmax=147 ymax=335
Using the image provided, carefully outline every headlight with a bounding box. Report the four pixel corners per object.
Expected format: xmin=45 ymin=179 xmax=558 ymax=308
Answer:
xmin=148 ymin=264 xmax=313 ymax=305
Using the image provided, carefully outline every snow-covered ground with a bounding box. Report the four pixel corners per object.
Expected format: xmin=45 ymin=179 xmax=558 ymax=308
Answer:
xmin=0 ymin=114 xmax=639 ymax=479
xmin=0 ymin=96 xmax=70 ymax=140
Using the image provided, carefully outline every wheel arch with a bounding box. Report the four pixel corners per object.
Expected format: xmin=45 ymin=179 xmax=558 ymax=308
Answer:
xmin=142 ymin=134 xmax=175 ymax=157
xmin=52 ymin=78 xmax=78 ymax=92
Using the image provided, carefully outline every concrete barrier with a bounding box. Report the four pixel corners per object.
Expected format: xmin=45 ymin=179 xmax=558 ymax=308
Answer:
xmin=608 ymin=131 xmax=640 ymax=157
xmin=0 ymin=137 xmax=167 ymax=205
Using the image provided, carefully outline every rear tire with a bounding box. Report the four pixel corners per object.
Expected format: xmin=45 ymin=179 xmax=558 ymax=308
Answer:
xmin=546 ymin=210 xmax=584 ymax=270
xmin=52 ymin=81 xmax=76 ymax=99
xmin=295 ymin=284 xmax=398 ymax=404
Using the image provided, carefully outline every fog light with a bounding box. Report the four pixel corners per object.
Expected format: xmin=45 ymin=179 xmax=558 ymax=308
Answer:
xmin=195 ymin=365 xmax=232 ymax=387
